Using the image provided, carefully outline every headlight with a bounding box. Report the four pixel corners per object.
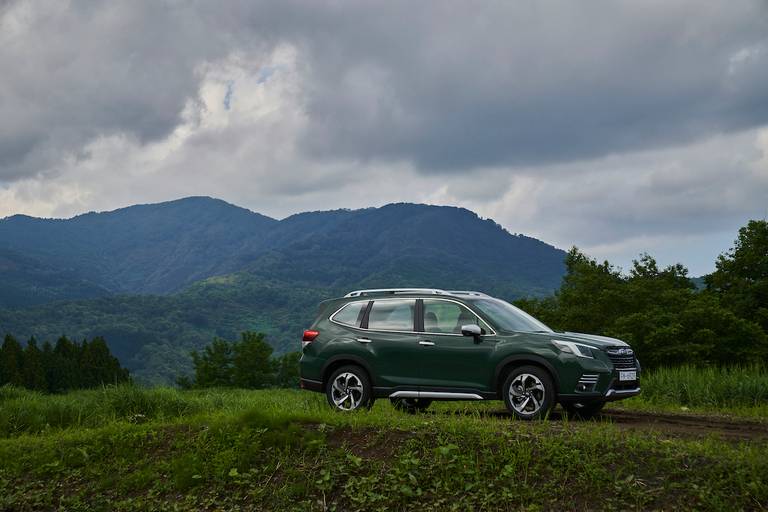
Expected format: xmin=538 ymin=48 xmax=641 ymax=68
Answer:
xmin=552 ymin=340 xmax=597 ymax=359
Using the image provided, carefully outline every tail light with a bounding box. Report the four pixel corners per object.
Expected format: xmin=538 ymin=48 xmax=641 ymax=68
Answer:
xmin=302 ymin=329 xmax=319 ymax=349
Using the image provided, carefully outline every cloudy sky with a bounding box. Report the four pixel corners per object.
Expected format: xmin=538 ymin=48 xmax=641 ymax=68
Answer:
xmin=1 ymin=0 xmax=767 ymax=275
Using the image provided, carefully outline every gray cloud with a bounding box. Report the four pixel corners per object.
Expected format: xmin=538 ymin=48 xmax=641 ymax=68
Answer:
xmin=1 ymin=0 xmax=767 ymax=275
xmin=274 ymin=0 xmax=768 ymax=170
xmin=0 ymin=0 xmax=262 ymax=181
xmin=2 ymin=0 xmax=767 ymax=181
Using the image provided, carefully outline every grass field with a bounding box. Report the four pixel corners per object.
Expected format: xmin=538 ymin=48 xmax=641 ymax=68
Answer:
xmin=1 ymin=366 xmax=767 ymax=511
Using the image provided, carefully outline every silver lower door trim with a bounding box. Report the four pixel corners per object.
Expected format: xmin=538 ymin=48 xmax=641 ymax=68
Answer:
xmin=389 ymin=391 xmax=483 ymax=400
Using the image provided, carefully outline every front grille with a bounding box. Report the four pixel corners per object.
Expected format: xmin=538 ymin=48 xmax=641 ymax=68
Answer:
xmin=606 ymin=353 xmax=637 ymax=370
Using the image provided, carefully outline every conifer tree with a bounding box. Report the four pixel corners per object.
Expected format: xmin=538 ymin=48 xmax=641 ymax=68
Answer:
xmin=22 ymin=338 xmax=47 ymax=391
xmin=0 ymin=334 xmax=24 ymax=386
xmin=52 ymin=336 xmax=79 ymax=391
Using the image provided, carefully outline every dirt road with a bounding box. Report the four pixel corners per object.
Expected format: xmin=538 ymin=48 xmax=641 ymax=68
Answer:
xmin=600 ymin=408 xmax=768 ymax=441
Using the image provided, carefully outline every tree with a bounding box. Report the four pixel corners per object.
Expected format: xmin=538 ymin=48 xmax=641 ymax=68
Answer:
xmin=232 ymin=332 xmax=275 ymax=389
xmin=40 ymin=341 xmax=56 ymax=392
xmin=186 ymin=332 xmax=297 ymax=389
xmin=514 ymin=241 xmax=768 ymax=368
xmin=79 ymin=336 xmax=130 ymax=387
xmin=52 ymin=336 xmax=80 ymax=391
xmin=706 ymin=220 xmax=768 ymax=330
xmin=22 ymin=338 xmax=47 ymax=391
xmin=555 ymin=247 xmax=627 ymax=334
xmin=0 ymin=334 xmax=24 ymax=386
xmin=275 ymin=352 xmax=301 ymax=388
xmin=190 ymin=338 xmax=234 ymax=387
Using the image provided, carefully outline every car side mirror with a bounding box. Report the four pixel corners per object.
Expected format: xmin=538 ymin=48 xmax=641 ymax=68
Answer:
xmin=461 ymin=324 xmax=482 ymax=341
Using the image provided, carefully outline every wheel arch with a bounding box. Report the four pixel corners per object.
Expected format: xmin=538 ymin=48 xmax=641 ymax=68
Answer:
xmin=321 ymin=355 xmax=375 ymax=389
xmin=494 ymin=355 xmax=560 ymax=395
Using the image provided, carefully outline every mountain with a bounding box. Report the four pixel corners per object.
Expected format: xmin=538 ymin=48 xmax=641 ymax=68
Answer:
xmin=246 ymin=203 xmax=564 ymax=296
xmin=0 ymin=198 xmax=567 ymax=383
xmin=0 ymin=197 xmax=276 ymax=300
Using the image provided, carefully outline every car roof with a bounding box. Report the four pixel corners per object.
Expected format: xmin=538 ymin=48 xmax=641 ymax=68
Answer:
xmin=341 ymin=288 xmax=491 ymax=299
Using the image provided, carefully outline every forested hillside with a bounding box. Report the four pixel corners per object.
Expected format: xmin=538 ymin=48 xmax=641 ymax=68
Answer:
xmin=0 ymin=199 xmax=567 ymax=383
xmin=0 ymin=198 xmax=564 ymax=306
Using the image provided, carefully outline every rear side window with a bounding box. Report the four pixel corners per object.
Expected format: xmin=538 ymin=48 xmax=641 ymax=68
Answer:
xmin=423 ymin=299 xmax=491 ymax=334
xmin=367 ymin=299 xmax=415 ymax=332
xmin=332 ymin=301 xmax=367 ymax=327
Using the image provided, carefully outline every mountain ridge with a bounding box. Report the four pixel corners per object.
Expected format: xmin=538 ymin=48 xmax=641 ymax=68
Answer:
xmin=0 ymin=197 xmax=568 ymax=383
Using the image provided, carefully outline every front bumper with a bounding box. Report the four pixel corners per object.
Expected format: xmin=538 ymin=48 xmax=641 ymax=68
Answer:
xmin=604 ymin=386 xmax=641 ymax=401
xmin=559 ymin=361 xmax=641 ymax=402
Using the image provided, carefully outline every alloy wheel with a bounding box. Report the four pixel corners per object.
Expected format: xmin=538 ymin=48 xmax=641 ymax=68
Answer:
xmin=508 ymin=373 xmax=546 ymax=415
xmin=330 ymin=372 xmax=364 ymax=410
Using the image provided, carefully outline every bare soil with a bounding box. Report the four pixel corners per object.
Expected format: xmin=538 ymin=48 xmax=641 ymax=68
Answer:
xmin=435 ymin=406 xmax=768 ymax=441
xmin=600 ymin=408 xmax=768 ymax=441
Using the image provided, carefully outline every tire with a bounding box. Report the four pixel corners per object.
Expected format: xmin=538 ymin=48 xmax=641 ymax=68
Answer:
xmin=561 ymin=401 xmax=605 ymax=420
xmin=325 ymin=365 xmax=373 ymax=411
xmin=390 ymin=397 xmax=432 ymax=413
xmin=502 ymin=365 xmax=555 ymax=420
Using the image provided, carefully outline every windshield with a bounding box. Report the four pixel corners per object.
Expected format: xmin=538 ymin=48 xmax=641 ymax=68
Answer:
xmin=470 ymin=298 xmax=552 ymax=333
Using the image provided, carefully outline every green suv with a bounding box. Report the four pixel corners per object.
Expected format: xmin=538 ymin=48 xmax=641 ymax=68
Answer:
xmin=299 ymin=289 xmax=640 ymax=420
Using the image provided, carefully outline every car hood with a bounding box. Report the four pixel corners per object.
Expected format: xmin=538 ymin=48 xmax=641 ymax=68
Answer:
xmin=553 ymin=331 xmax=630 ymax=349
xmin=513 ymin=330 xmax=630 ymax=349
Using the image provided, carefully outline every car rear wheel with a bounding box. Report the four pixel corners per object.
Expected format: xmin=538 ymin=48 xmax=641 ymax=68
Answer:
xmin=326 ymin=365 xmax=372 ymax=411
xmin=391 ymin=397 xmax=432 ymax=413
xmin=503 ymin=365 xmax=555 ymax=420
xmin=561 ymin=401 xmax=605 ymax=420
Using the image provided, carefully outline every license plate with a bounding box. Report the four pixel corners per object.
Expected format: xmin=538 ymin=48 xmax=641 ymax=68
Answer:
xmin=619 ymin=370 xmax=637 ymax=382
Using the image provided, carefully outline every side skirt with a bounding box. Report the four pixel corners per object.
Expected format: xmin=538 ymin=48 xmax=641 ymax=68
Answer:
xmin=374 ymin=387 xmax=497 ymax=400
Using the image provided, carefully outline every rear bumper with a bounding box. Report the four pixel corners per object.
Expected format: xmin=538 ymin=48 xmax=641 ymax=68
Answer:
xmin=299 ymin=378 xmax=323 ymax=392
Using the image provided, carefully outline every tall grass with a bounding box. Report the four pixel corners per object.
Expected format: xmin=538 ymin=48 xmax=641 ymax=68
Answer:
xmin=0 ymin=385 xmax=262 ymax=437
xmin=628 ymin=365 xmax=768 ymax=410
xmin=1 ymin=365 xmax=766 ymax=437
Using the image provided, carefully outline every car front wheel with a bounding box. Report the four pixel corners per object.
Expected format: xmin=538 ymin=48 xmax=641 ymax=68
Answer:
xmin=503 ymin=365 xmax=555 ymax=420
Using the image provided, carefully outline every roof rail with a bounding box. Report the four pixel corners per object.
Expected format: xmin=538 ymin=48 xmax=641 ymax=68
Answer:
xmin=344 ymin=288 xmax=448 ymax=298
xmin=446 ymin=290 xmax=490 ymax=297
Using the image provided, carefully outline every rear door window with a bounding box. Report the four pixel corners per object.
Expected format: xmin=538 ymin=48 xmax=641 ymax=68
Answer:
xmin=332 ymin=301 xmax=368 ymax=327
xmin=367 ymin=299 xmax=415 ymax=332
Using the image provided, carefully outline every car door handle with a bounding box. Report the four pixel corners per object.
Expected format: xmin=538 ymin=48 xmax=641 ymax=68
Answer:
xmin=356 ymin=337 xmax=372 ymax=343
xmin=419 ymin=340 xmax=435 ymax=346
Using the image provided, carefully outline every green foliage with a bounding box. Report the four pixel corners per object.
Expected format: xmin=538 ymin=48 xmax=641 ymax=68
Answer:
xmin=0 ymin=334 xmax=24 ymax=387
xmin=516 ymin=233 xmax=768 ymax=367
xmin=0 ymin=334 xmax=129 ymax=393
xmin=706 ymin=219 xmax=768 ymax=331
xmin=188 ymin=331 xmax=300 ymax=389
xmin=190 ymin=339 xmax=234 ymax=388
xmin=232 ymin=332 xmax=275 ymax=388
xmin=21 ymin=338 xmax=46 ymax=391
xmin=275 ymin=351 xmax=301 ymax=388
